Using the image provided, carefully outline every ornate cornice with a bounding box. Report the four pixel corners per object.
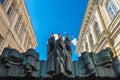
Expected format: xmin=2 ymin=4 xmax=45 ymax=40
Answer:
xmin=76 ymin=0 xmax=96 ymax=53
xmin=20 ymin=0 xmax=38 ymax=47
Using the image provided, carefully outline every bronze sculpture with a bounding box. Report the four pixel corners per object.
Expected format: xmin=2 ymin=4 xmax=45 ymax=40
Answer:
xmin=78 ymin=52 xmax=95 ymax=77
xmin=24 ymin=48 xmax=40 ymax=77
xmin=0 ymin=48 xmax=25 ymax=77
xmin=47 ymin=34 xmax=56 ymax=75
xmin=47 ymin=34 xmax=73 ymax=76
xmin=64 ymin=34 xmax=72 ymax=75
xmin=0 ymin=35 xmax=120 ymax=80
xmin=55 ymin=34 xmax=66 ymax=75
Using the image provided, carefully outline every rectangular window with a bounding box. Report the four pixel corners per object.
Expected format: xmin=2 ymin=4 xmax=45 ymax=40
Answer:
xmin=107 ymin=0 xmax=118 ymax=19
xmin=0 ymin=35 xmax=4 ymax=47
xmin=111 ymin=2 xmax=118 ymax=14
xmin=26 ymin=39 xmax=29 ymax=49
xmin=85 ymin=42 xmax=89 ymax=51
xmin=24 ymin=36 xmax=29 ymax=49
xmin=96 ymin=26 xmax=101 ymax=38
xmin=89 ymin=34 xmax=94 ymax=49
xmin=91 ymin=39 xmax=94 ymax=49
xmin=15 ymin=19 xmax=20 ymax=30
xmin=15 ymin=19 xmax=24 ymax=38
xmin=19 ymin=27 xmax=23 ymax=36
xmin=7 ymin=3 xmax=13 ymax=16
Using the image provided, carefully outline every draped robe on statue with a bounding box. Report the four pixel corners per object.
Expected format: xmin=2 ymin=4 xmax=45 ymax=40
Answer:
xmin=64 ymin=37 xmax=72 ymax=74
xmin=47 ymin=37 xmax=55 ymax=75
xmin=55 ymin=38 xmax=66 ymax=75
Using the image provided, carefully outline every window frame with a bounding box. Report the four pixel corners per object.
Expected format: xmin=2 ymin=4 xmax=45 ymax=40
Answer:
xmin=106 ymin=0 xmax=118 ymax=19
xmin=7 ymin=3 xmax=14 ymax=17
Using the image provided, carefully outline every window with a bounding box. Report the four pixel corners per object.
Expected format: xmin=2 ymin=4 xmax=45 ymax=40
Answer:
xmin=25 ymin=36 xmax=29 ymax=49
xmin=0 ymin=35 xmax=4 ymax=46
xmin=89 ymin=33 xmax=94 ymax=49
xmin=85 ymin=42 xmax=89 ymax=51
xmin=107 ymin=0 xmax=118 ymax=18
xmin=114 ymin=34 xmax=120 ymax=47
xmin=15 ymin=19 xmax=20 ymax=30
xmin=94 ymin=21 xmax=101 ymax=39
xmin=7 ymin=3 xmax=13 ymax=16
xmin=15 ymin=19 xmax=24 ymax=37
xmin=19 ymin=27 xmax=22 ymax=35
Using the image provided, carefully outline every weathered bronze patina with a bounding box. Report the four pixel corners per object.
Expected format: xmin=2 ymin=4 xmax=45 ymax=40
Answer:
xmin=0 ymin=36 xmax=120 ymax=80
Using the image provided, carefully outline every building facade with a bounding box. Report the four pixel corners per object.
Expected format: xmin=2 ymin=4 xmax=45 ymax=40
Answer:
xmin=0 ymin=0 xmax=37 ymax=54
xmin=76 ymin=0 xmax=120 ymax=57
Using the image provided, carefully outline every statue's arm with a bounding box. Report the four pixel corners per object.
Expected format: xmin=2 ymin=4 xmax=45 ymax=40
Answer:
xmin=67 ymin=40 xmax=71 ymax=46
xmin=64 ymin=40 xmax=71 ymax=46
xmin=47 ymin=41 xmax=50 ymax=53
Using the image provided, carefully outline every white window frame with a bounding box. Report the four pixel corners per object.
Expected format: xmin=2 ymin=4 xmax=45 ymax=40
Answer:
xmin=107 ymin=0 xmax=118 ymax=19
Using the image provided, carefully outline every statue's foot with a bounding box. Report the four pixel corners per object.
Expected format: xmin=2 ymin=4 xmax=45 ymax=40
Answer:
xmin=56 ymin=72 xmax=65 ymax=76
xmin=47 ymin=71 xmax=55 ymax=75
xmin=65 ymin=69 xmax=72 ymax=74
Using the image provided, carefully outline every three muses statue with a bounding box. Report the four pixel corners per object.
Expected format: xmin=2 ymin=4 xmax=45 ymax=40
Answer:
xmin=47 ymin=34 xmax=72 ymax=76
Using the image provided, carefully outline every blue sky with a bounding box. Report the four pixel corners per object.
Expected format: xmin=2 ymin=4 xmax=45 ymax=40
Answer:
xmin=25 ymin=0 xmax=88 ymax=61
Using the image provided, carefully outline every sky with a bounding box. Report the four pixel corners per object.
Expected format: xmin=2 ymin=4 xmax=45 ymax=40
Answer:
xmin=25 ymin=0 xmax=88 ymax=61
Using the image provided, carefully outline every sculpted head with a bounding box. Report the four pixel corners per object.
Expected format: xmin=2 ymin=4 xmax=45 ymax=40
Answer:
xmin=50 ymin=33 xmax=54 ymax=38
xmin=66 ymin=34 xmax=70 ymax=39
xmin=58 ymin=34 xmax=62 ymax=39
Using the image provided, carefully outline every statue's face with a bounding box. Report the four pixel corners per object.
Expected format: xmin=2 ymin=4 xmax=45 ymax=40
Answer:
xmin=51 ymin=34 xmax=54 ymax=38
xmin=67 ymin=35 xmax=70 ymax=38
xmin=58 ymin=35 xmax=62 ymax=38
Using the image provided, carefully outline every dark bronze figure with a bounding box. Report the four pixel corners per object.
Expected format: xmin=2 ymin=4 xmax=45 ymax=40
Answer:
xmin=24 ymin=48 xmax=40 ymax=77
xmin=78 ymin=52 xmax=95 ymax=77
xmin=47 ymin=34 xmax=56 ymax=75
xmin=55 ymin=34 xmax=65 ymax=75
xmin=64 ymin=34 xmax=72 ymax=74
xmin=0 ymin=48 xmax=24 ymax=77
xmin=0 ymin=38 xmax=120 ymax=80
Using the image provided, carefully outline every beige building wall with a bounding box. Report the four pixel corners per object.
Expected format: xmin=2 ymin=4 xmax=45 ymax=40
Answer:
xmin=76 ymin=0 xmax=120 ymax=57
xmin=0 ymin=0 xmax=37 ymax=54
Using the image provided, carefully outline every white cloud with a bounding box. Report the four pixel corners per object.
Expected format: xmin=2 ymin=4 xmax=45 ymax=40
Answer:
xmin=53 ymin=34 xmax=65 ymax=41
xmin=54 ymin=34 xmax=58 ymax=40
xmin=64 ymin=32 xmax=67 ymax=34
xmin=62 ymin=36 xmax=65 ymax=41
xmin=71 ymin=38 xmax=77 ymax=46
